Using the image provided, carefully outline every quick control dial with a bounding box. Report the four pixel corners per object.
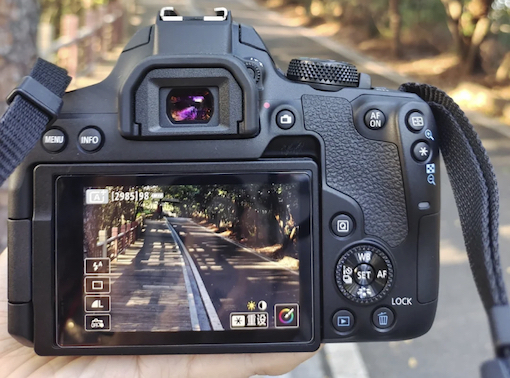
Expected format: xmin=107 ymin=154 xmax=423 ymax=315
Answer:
xmin=244 ymin=57 xmax=263 ymax=83
xmin=335 ymin=244 xmax=393 ymax=304
xmin=286 ymin=58 xmax=359 ymax=88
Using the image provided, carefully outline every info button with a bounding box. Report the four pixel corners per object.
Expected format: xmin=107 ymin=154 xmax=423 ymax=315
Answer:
xmin=79 ymin=127 xmax=103 ymax=152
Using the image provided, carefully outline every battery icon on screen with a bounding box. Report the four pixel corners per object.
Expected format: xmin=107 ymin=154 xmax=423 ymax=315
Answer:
xmin=86 ymin=189 xmax=109 ymax=205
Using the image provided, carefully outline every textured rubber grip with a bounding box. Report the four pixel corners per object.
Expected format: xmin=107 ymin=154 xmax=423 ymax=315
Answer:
xmin=302 ymin=95 xmax=408 ymax=247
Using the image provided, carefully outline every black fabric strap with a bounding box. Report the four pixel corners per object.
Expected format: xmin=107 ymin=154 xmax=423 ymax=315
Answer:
xmin=400 ymin=83 xmax=510 ymax=378
xmin=0 ymin=59 xmax=71 ymax=186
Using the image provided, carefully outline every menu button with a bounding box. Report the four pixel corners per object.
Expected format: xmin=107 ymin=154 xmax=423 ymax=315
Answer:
xmin=42 ymin=129 xmax=66 ymax=152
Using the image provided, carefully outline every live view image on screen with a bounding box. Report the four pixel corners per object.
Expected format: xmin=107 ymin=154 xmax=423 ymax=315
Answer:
xmin=81 ymin=175 xmax=310 ymax=334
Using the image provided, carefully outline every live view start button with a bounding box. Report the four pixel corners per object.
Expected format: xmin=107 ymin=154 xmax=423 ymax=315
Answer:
xmin=42 ymin=128 xmax=66 ymax=153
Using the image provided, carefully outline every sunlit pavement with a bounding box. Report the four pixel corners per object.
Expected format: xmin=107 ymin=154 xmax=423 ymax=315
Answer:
xmin=169 ymin=217 xmax=300 ymax=329
xmin=109 ymin=220 xmax=194 ymax=332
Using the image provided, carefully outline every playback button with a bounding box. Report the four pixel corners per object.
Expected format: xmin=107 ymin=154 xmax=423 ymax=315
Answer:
xmin=332 ymin=309 xmax=355 ymax=333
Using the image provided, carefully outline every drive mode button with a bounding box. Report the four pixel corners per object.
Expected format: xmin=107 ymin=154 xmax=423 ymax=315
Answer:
xmin=79 ymin=127 xmax=103 ymax=152
xmin=42 ymin=129 xmax=66 ymax=152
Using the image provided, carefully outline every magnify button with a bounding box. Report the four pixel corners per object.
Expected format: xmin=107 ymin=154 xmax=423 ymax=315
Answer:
xmin=425 ymin=129 xmax=434 ymax=141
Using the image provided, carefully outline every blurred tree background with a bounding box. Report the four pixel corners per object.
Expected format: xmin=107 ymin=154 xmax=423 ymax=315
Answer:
xmin=163 ymin=183 xmax=301 ymax=261
xmin=0 ymin=0 xmax=124 ymax=113
xmin=0 ymin=0 xmax=509 ymax=115
xmin=263 ymin=0 xmax=510 ymax=79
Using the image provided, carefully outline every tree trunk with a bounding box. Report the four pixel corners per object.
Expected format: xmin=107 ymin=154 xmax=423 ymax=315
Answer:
xmin=496 ymin=52 xmax=510 ymax=82
xmin=441 ymin=0 xmax=494 ymax=75
xmin=389 ymin=0 xmax=402 ymax=58
xmin=0 ymin=0 xmax=40 ymax=114
xmin=441 ymin=0 xmax=465 ymax=57
xmin=463 ymin=16 xmax=491 ymax=75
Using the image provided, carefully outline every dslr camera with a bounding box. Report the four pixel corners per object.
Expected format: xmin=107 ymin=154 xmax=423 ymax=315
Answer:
xmin=7 ymin=7 xmax=440 ymax=355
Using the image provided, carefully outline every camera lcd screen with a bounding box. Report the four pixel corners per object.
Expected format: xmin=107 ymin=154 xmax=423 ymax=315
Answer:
xmin=56 ymin=172 xmax=313 ymax=347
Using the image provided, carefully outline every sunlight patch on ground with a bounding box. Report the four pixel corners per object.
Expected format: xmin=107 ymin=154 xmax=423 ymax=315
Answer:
xmin=500 ymin=225 xmax=510 ymax=240
xmin=388 ymin=52 xmax=459 ymax=77
xmin=440 ymin=239 xmax=468 ymax=265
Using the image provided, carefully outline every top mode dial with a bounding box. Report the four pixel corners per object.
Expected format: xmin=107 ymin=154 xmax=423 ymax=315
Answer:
xmin=287 ymin=58 xmax=359 ymax=88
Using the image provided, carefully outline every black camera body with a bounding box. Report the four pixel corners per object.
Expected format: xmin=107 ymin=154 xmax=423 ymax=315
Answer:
xmin=7 ymin=8 xmax=440 ymax=355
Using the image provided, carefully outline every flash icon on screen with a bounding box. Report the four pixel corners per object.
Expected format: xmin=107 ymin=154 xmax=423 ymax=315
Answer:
xmin=86 ymin=189 xmax=109 ymax=205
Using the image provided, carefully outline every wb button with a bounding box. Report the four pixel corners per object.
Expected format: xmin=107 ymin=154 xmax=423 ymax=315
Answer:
xmin=331 ymin=213 xmax=355 ymax=237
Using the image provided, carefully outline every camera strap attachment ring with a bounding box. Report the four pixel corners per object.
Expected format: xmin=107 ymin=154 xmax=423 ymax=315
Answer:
xmin=159 ymin=7 xmax=229 ymax=22
xmin=0 ymin=58 xmax=70 ymax=186
xmin=159 ymin=7 xmax=183 ymax=22
xmin=203 ymin=7 xmax=229 ymax=21
xmin=7 ymin=76 xmax=64 ymax=124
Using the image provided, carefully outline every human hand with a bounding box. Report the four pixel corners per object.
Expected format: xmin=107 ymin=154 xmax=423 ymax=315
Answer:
xmin=0 ymin=250 xmax=316 ymax=378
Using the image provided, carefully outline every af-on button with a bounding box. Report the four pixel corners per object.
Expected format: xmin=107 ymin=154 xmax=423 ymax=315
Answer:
xmin=364 ymin=109 xmax=386 ymax=130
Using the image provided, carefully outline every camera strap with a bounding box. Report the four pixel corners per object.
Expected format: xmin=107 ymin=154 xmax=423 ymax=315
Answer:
xmin=0 ymin=58 xmax=71 ymax=186
xmin=0 ymin=59 xmax=508 ymax=377
xmin=400 ymin=83 xmax=510 ymax=378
